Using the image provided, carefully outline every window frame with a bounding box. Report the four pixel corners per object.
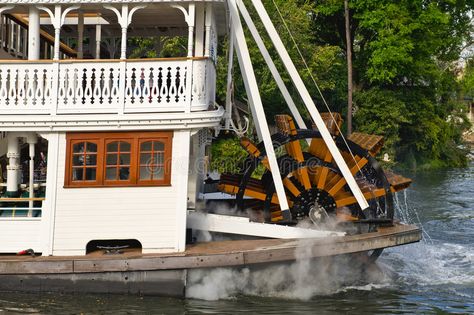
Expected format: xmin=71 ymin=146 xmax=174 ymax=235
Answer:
xmin=65 ymin=132 xmax=173 ymax=188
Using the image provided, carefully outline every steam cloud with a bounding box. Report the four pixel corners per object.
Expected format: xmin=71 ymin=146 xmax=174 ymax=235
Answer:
xmin=187 ymin=203 xmax=389 ymax=300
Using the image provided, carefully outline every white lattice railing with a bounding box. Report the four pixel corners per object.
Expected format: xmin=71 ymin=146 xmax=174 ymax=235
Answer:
xmin=0 ymin=57 xmax=216 ymax=115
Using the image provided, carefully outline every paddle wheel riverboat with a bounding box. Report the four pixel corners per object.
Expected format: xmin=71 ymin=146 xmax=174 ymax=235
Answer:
xmin=0 ymin=0 xmax=420 ymax=296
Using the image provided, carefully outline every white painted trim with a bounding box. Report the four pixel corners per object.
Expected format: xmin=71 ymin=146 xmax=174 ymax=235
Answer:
xmin=0 ymin=6 xmax=14 ymax=14
xmin=229 ymin=0 xmax=290 ymax=213
xmin=194 ymin=3 xmax=205 ymax=57
xmin=104 ymin=4 xmax=146 ymax=59
xmin=176 ymin=130 xmax=191 ymax=252
xmin=248 ymin=0 xmax=369 ymax=210
xmin=0 ymin=107 xmax=225 ymax=132
xmin=224 ymin=21 xmax=234 ymax=130
xmin=39 ymin=132 xmax=60 ymax=256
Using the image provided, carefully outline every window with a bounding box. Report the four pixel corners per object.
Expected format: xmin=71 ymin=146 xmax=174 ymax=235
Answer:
xmin=65 ymin=132 xmax=172 ymax=187
xmin=71 ymin=141 xmax=98 ymax=182
xmin=105 ymin=140 xmax=132 ymax=183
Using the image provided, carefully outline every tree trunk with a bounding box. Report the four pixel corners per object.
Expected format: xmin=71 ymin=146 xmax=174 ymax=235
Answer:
xmin=344 ymin=0 xmax=353 ymax=136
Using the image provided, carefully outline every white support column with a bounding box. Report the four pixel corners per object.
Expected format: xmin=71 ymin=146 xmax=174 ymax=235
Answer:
xmin=119 ymin=5 xmax=128 ymax=59
xmin=77 ymin=10 xmax=84 ymax=59
xmin=104 ymin=4 xmax=146 ymax=60
xmin=27 ymin=133 xmax=37 ymax=215
xmin=6 ymin=134 xmax=20 ymax=197
xmin=38 ymin=4 xmax=80 ymax=60
xmin=237 ymin=2 xmax=307 ymax=130
xmin=229 ymin=0 xmax=290 ymax=214
xmin=194 ymin=4 xmax=205 ymax=57
xmin=246 ymin=0 xmax=369 ymax=210
xmin=172 ymin=4 xmax=196 ymax=113
xmin=187 ymin=4 xmax=195 ymax=57
xmin=204 ymin=3 xmax=213 ymax=57
xmin=28 ymin=6 xmax=40 ymax=60
xmin=95 ymin=23 xmax=102 ymax=59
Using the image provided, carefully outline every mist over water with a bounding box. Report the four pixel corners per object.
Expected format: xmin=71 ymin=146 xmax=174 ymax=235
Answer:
xmin=0 ymin=163 xmax=473 ymax=313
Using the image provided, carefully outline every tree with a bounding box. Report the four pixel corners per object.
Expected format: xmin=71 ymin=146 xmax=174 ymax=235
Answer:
xmin=310 ymin=0 xmax=473 ymax=168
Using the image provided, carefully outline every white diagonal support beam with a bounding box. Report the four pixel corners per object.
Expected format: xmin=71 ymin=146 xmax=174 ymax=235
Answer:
xmin=228 ymin=0 xmax=290 ymax=214
xmin=246 ymin=0 xmax=369 ymax=210
xmin=187 ymin=212 xmax=345 ymax=239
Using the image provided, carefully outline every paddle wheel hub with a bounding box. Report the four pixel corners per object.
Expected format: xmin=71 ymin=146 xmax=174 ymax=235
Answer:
xmin=292 ymin=188 xmax=335 ymax=221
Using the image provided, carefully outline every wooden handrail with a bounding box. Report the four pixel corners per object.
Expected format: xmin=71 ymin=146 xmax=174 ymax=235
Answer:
xmin=7 ymin=13 xmax=77 ymax=58
xmin=0 ymin=198 xmax=45 ymax=202
xmin=0 ymin=56 xmax=209 ymax=63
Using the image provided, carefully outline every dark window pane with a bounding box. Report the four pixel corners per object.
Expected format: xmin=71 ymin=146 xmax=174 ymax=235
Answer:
xmin=73 ymin=142 xmax=84 ymax=153
xmin=106 ymin=154 xmax=117 ymax=165
xmin=153 ymin=141 xmax=164 ymax=151
xmin=85 ymin=168 xmax=96 ymax=180
xmin=107 ymin=141 xmax=118 ymax=152
xmin=141 ymin=141 xmax=152 ymax=151
xmin=120 ymin=141 xmax=131 ymax=152
xmin=154 ymin=152 xmax=164 ymax=165
xmin=119 ymin=167 xmax=130 ymax=180
xmin=140 ymin=153 xmax=152 ymax=165
xmin=72 ymin=168 xmax=83 ymax=180
xmin=120 ymin=154 xmax=130 ymax=165
xmin=154 ymin=167 xmax=164 ymax=179
xmin=85 ymin=154 xmax=97 ymax=166
xmin=139 ymin=166 xmax=151 ymax=180
xmin=105 ymin=167 xmax=117 ymax=180
xmin=86 ymin=142 xmax=97 ymax=153
xmin=72 ymin=155 xmax=84 ymax=166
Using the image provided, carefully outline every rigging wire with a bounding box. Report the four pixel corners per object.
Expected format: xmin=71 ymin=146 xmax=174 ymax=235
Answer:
xmin=269 ymin=0 xmax=367 ymax=180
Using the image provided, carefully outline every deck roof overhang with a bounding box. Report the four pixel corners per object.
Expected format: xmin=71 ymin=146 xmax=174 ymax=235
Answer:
xmin=1 ymin=1 xmax=227 ymax=36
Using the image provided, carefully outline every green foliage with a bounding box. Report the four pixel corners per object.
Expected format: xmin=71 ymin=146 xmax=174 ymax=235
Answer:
xmin=354 ymin=88 xmax=409 ymax=158
xmin=310 ymin=0 xmax=473 ymax=169
xmin=159 ymin=36 xmax=187 ymax=58
xmin=209 ymin=137 xmax=249 ymax=174
xmin=128 ymin=36 xmax=187 ymax=59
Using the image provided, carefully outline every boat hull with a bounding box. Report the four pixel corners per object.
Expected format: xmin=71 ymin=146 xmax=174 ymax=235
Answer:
xmin=0 ymin=223 xmax=421 ymax=296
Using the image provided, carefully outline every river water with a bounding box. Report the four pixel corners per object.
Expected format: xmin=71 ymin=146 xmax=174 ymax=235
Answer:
xmin=0 ymin=163 xmax=473 ymax=314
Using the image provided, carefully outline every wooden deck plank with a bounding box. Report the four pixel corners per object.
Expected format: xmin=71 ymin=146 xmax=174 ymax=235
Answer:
xmin=0 ymin=223 xmax=421 ymax=274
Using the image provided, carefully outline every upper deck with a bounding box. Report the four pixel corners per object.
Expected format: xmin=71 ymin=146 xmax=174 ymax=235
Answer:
xmin=0 ymin=1 xmax=226 ymax=131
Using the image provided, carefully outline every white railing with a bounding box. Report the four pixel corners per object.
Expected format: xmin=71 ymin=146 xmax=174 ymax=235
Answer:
xmin=0 ymin=57 xmax=216 ymax=115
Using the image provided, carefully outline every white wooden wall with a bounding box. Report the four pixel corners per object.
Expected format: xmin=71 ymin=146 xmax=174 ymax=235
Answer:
xmin=51 ymin=130 xmax=190 ymax=256
xmin=0 ymin=219 xmax=41 ymax=253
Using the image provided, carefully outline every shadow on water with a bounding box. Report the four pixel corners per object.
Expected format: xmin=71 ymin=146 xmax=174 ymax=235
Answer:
xmin=0 ymin=163 xmax=473 ymax=314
